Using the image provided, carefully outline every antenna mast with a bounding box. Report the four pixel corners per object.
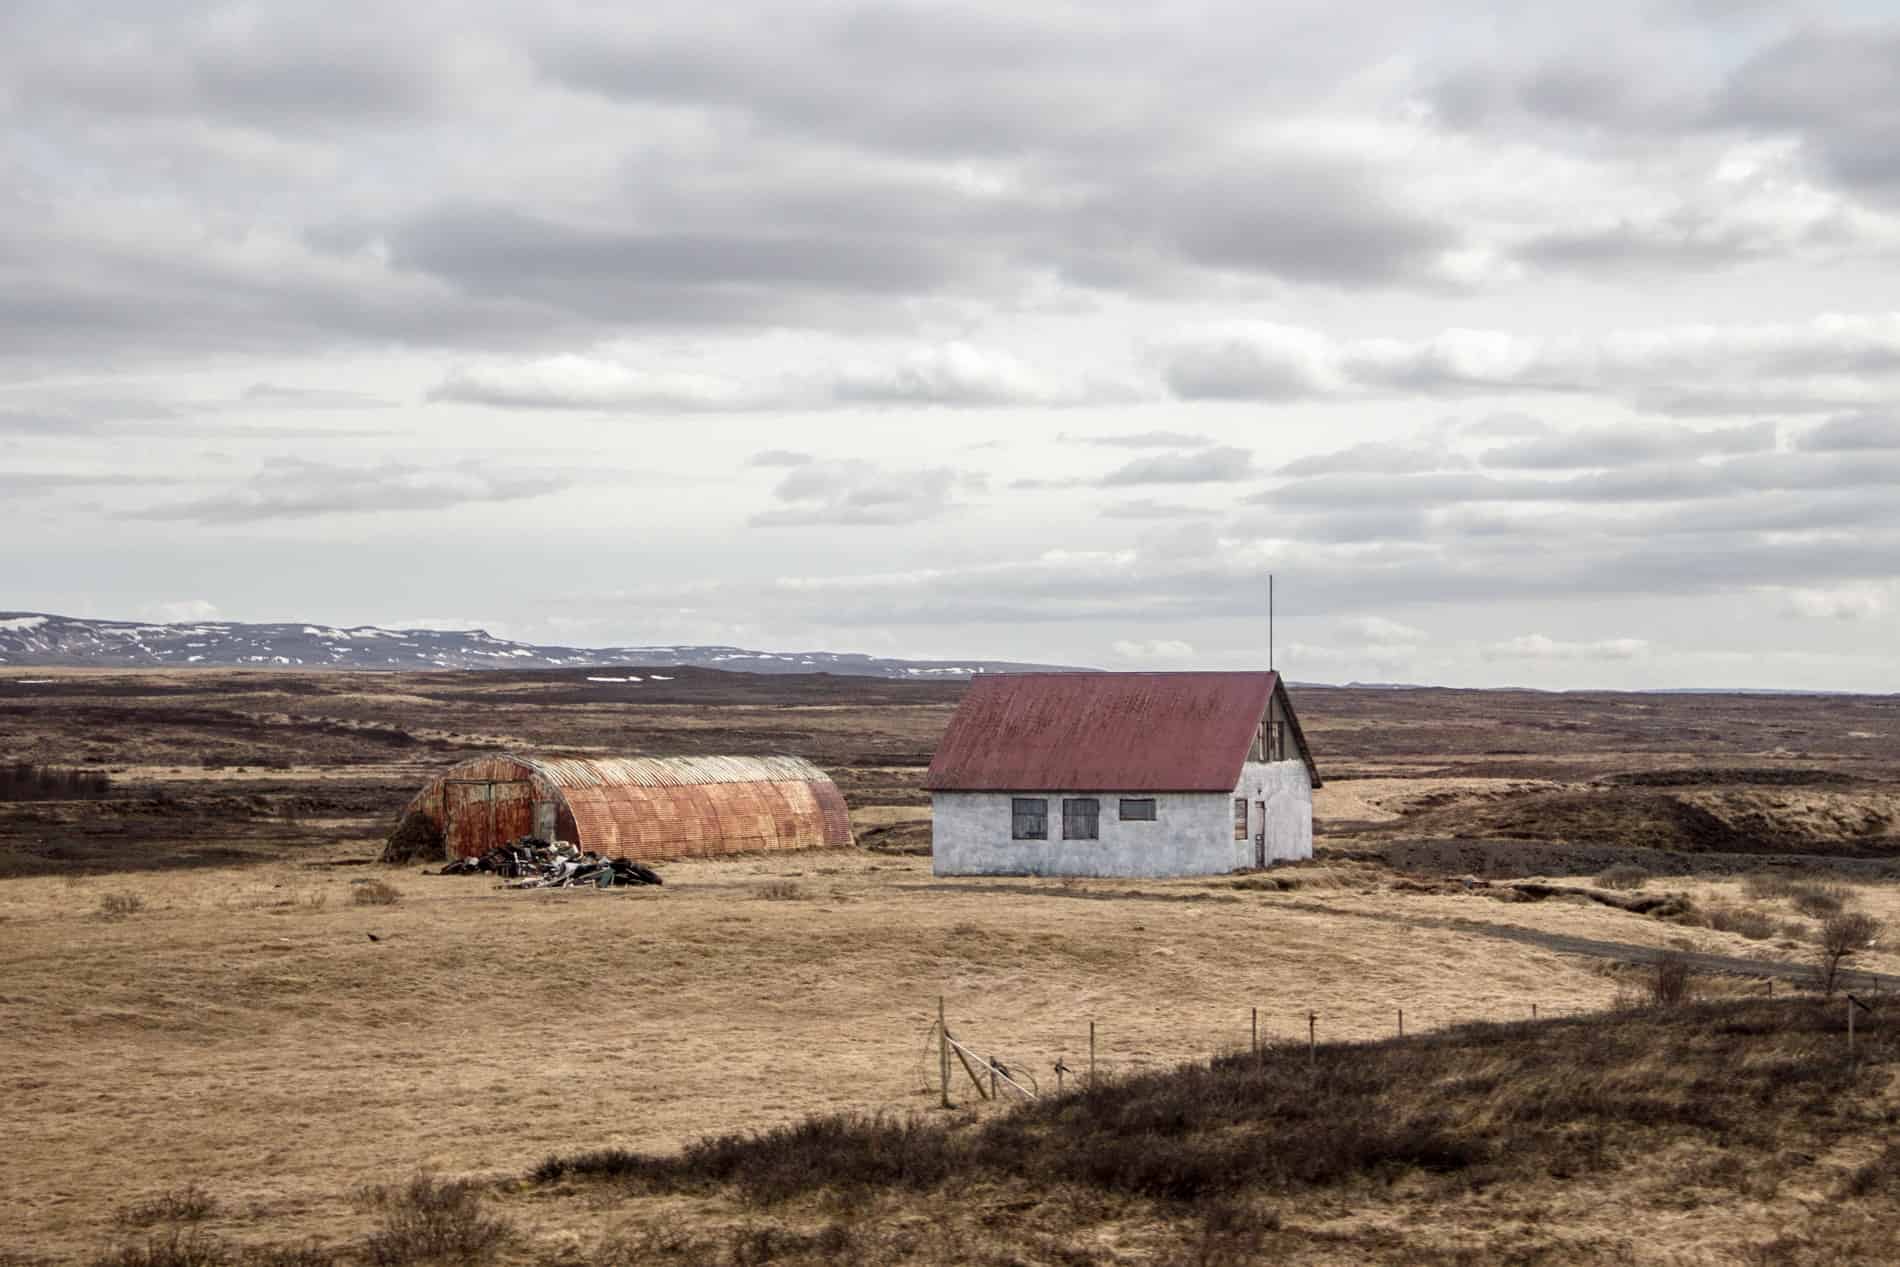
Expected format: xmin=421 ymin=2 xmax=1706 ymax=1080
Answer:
xmin=1269 ymin=573 xmax=1275 ymax=672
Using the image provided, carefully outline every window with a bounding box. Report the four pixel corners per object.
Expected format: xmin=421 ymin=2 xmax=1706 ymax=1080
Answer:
xmin=1234 ymin=797 xmax=1248 ymax=840
xmin=1011 ymin=797 xmax=1047 ymax=840
xmin=1119 ymin=797 xmax=1156 ymax=822
xmin=1062 ymin=797 xmax=1100 ymax=840
xmin=1269 ymin=720 xmax=1286 ymax=762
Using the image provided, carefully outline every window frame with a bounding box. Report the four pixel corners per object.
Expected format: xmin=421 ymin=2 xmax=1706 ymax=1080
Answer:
xmin=1233 ymin=797 xmax=1248 ymax=841
xmin=1118 ymin=797 xmax=1157 ymax=822
xmin=1010 ymin=796 xmax=1048 ymax=841
xmin=1062 ymin=796 xmax=1101 ymax=840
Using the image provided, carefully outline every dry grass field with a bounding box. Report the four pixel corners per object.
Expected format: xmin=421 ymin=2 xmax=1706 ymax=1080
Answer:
xmin=4 ymin=668 xmax=1900 ymax=1264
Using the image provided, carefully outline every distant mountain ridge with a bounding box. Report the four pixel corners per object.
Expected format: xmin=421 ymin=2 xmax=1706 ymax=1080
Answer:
xmin=0 ymin=612 xmax=1079 ymax=679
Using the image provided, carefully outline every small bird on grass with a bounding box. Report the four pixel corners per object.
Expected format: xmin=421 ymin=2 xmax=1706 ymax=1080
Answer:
xmin=366 ymin=933 xmax=381 ymax=942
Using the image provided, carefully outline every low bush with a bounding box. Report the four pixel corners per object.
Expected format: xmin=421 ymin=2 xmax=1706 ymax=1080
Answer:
xmin=98 ymin=892 xmax=146 ymax=921
xmin=358 ymin=1174 xmax=511 ymax=1266
xmin=1789 ymin=883 xmax=1851 ymax=920
xmin=243 ymin=1248 xmax=336 ymax=1267
xmin=1597 ymin=864 xmax=1651 ymax=891
xmin=1705 ymin=904 xmax=1775 ymax=940
xmin=352 ymin=880 xmax=401 ymax=907
xmin=1649 ymin=953 xmax=1694 ymax=1007
xmin=1743 ymin=872 xmax=1797 ymax=901
xmin=757 ymin=881 xmax=804 ymax=901
xmin=90 ymin=1231 xmax=229 ymax=1267
xmin=1819 ymin=911 xmax=1883 ymax=997
xmin=117 ymin=1185 xmax=216 ymax=1228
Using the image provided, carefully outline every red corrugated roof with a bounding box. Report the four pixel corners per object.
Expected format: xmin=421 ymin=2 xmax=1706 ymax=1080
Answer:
xmin=924 ymin=671 xmax=1309 ymax=793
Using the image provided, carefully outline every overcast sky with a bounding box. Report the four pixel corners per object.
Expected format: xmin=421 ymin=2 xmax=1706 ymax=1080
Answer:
xmin=5 ymin=0 xmax=1899 ymax=690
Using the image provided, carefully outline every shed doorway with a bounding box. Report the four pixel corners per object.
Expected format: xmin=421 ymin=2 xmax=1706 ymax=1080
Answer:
xmin=442 ymin=779 xmax=537 ymax=857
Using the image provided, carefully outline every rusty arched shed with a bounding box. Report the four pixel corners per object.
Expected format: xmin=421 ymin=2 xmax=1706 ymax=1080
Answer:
xmin=399 ymin=753 xmax=853 ymax=861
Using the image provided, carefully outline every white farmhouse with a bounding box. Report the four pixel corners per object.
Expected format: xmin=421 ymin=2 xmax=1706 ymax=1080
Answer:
xmin=925 ymin=671 xmax=1320 ymax=878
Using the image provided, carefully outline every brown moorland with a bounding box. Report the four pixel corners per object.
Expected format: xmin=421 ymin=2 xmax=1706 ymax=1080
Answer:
xmin=3 ymin=668 xmax=1899 ymax=1264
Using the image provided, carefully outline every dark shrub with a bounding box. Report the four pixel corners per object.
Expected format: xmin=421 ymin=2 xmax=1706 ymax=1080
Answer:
xmin=358 ymin=1174 xmax=511 ymax=1266
xmin=380 ymin=812 xmax=443 ymax=865
xmin=0 ymin=762 xmax=110 ymax=801
xmin=1597 ymin=864 xmax=1651 ymax=891
xmin=116 ymin=1185 xmax=216 ymax=1228
xmin=1649 ymin=953 xmax=1694 ymax=1007
xmin=1819 ymin=912 xmax=1883 ymax=996
xmin=90 ymin=1231 xmax=229 ymax=1267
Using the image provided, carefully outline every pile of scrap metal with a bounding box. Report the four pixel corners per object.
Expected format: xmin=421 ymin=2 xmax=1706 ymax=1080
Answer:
xmin=438 ymin=837 xmax=664 ymax=888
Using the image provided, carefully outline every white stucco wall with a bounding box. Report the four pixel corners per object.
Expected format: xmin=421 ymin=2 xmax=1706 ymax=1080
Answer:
xmin=1233 ymin=760 xmax=1314 ymax=864
xmin=931 ymin=760 xmax=1312 ymax=877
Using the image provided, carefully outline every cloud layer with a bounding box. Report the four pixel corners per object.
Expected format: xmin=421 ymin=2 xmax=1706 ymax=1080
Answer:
xmin=5 ymin=1 xmax=1899 ymax=688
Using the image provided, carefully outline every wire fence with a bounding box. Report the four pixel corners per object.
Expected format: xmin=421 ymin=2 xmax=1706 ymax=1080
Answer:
xmin=922 ymin=978 xmax=1889 ymax=1105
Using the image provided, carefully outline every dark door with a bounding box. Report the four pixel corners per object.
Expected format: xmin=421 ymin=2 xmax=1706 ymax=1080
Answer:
xmin=1254 ymin=801 xmax=1266 ymax=868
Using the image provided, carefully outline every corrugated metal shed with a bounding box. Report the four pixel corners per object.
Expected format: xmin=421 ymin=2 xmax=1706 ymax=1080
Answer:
xmin=398 ymin=752 xmax=852 ymax=861
xmin=923 ymin=671 xmax=1319 ymax=793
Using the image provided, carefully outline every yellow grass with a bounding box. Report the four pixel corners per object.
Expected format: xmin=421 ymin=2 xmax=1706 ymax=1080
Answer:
xmin=1 ymin=847 xmax=1632 ymax=1258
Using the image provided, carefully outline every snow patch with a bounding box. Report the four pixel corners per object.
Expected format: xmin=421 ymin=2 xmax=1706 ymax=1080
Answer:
xmin=0 ymin=616 xmax=50 ymax=632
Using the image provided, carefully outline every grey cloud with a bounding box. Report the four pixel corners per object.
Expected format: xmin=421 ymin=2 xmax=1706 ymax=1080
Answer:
xmin=750 ymin=461 xmax=975 ymax=527
xmin=611 ymin=515 xmax=1900 ymax=633
xmin=127 ymin=458 xmax=564 ymax=522
xmin=1517 ymin=215 xmax=1788 ymax=275
xmin=1164 ymin=317 xmax=1900 ymax=416
xmin=1262 ymin=449 xmax=1900 ymax=513
xmin=1098 ymin=447 xmax=1256 ymax=486
xmin=1460 ymin=413 xmax=1552 ymax=438
xmin=827 ymin=344 xmax=1123 ymax=408
xmin=1432 ymin=49 xmax=1701 ymax=135
xmin=1479 ymin=421 xmax=1777 ymax=469
xmin=0 ymin=407 xmax=133 ymax=436
xmin=1099 ymin=499 xmax=1218 ymax=520
xmin=747 ymin=450 xmax=814 ymax=468
xmin=1284 ymin=507 xmax=1435 ymax=544
xmin=1071 ymin=431 xmax=1213 ymax=449
xmin=10 ymin=5 xmax=440 ymax=131
xmin=1719 ymin=25 xmax=1900 ymax=200
xmin=1165 ymin=329 xmax=1334 ymax=401
xmin=1796 ymin=413 xmax=1899 ymax=452
xmin=1114 ymin=156 xmax=1466 ymax=289
xmin=429 ymin=343 xmax=1113 ymax=413
xmin=1481 ymin=634 xmax=1649 ymax=661
xmin=385 ymin=204 xmax=952 ymax=327
xmin=241 ymin=383 xmax=392 ymax=409
xmin=1433 ymin=18 xmax=1900 ymax=211
xmin=1277 ymin=442 xmax=1457 ymax=477
xmin=0 ymin=470 xmax=183 ymax=495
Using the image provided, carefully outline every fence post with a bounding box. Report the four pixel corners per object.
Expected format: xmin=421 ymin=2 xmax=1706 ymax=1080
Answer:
xmin=1398 ymin=1008 xmax=1404 ymax=1038
xmin=1089 ymin=1020 xmax=1096 ymax=1088
xmin=1307 ymin=1011 xmax=1317 ymax=1066
xmin=1532 ymin=1003 xmax=1538 ymax=1021
xmin=1251 ymin=1006 xmax=1258 ymax=1056
xmin=938 ymin=996 xmax=951 ymax=1109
